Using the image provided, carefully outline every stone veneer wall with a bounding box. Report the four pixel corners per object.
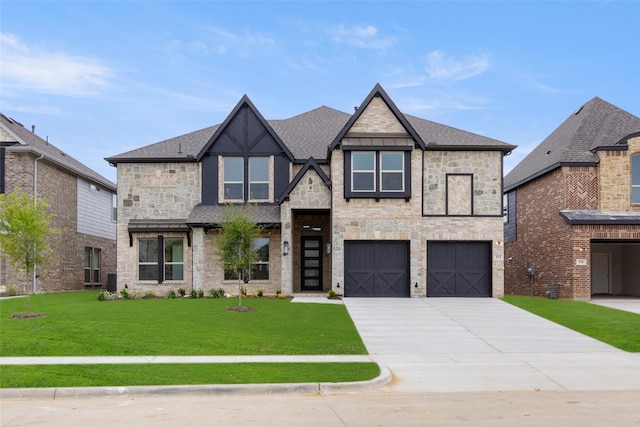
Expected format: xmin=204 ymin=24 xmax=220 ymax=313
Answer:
xmin=331 ymin=149 xmax=505 ymax=297
xmin=280 ymin=168 xmax=332 ymax=294
xmin=424 ymin=151 xmax=503 ymax=215
xmin=350 ymin=96 xmax=407 ymax=133
xmin=598 ymin=136 xmax=640 ymax=212
xmin=116 ymin=162 xmax=201 ymax=293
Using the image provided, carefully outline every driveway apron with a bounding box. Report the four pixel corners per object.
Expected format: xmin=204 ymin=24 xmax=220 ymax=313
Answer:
xmin=343 ymin=298 xmax=640 ymax=392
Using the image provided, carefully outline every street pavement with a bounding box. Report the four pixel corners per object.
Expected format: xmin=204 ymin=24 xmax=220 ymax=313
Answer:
xmin=1 ymin=297 xmax=639 ymax=426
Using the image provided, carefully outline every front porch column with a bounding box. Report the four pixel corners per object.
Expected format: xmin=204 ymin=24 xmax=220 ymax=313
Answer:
xmin=192 ymin=227 xmax=205 ymax=290
xmin=281 ymin=203 xmax=293 ymax=295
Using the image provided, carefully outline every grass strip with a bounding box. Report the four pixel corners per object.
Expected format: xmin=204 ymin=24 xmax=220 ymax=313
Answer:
xmin=0 ymin=292 xmax=366 ymax=356
xmin=0 ymin=363 xmax=380 ymax=388
xmin=502 ymin=296 xmax=640 ymax=352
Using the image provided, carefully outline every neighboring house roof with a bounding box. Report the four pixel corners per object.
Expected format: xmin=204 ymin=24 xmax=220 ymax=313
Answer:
xmin=107 ymin=84 xmax=514 ymax=165
xmin=1 ymin=113 xmax=116 ymax=191
xmin=560 ymin=210 xmax=640 ymax=225
xmin=504 ymin=97 xmax=640 ymax=192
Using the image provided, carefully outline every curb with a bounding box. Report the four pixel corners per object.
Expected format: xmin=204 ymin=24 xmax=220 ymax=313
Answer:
xmin=0 ymin=364 xmax=391 ymax=400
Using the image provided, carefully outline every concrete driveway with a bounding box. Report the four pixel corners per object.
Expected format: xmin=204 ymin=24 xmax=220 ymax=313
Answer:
xmin=343 ymin=298 xmax=640 ymax=392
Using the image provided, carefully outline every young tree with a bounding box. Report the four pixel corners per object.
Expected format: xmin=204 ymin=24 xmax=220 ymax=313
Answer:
xmin=215 ymin=206 xmax=260 ymax=307
xmin=0 ymin=188 xmax=59 ymax=296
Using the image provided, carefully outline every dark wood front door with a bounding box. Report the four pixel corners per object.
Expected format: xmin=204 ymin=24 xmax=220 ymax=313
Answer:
xmin=301 ymin=236 xmax=322 ymax=291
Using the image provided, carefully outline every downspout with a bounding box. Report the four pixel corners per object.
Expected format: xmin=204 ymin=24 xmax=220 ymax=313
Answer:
xmin=33 ymin=152 xmax=44 ymax=294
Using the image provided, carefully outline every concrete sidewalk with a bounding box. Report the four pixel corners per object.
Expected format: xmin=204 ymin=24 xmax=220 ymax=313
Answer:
xmin=343 ymin=298 xmax=640 ymax=392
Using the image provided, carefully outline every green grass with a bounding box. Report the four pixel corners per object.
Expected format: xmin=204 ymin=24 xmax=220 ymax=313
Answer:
xmin=502 ymin=296 xmax=640 ymax=352
xmin=0 ymin=292 xmax=376 ymax=388
xmin=0 ymin=292 xmax=366 ymax=356
xmin=0 ymin=363 xmax=380 ymax=388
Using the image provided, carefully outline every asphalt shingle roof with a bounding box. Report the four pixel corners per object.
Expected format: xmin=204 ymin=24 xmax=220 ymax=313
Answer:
xmin=107 ymin=99 xmax=514 ymax=164
xmin=504 ymin=97 xmax=640 ymax=191
xmin=1 ymin=113 xmax=115 ymax=190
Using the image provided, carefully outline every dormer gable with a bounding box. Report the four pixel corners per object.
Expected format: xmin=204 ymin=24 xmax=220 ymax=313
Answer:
xmin=329 ymin=83 xmax=425 ymax=152
xmin=197 ymin=95 xmax=293 ymax=161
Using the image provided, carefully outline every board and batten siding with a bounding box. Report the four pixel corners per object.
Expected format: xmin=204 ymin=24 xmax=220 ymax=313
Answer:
xmin=77 ymin=177 xmax=116 ymax=240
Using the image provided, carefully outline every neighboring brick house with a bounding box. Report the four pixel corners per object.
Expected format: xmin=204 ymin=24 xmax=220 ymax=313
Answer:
xmin=0 ymin=113 xmax=117 ymax=293
xmin=107 ymin=84 xmax=515 ymax=298
xmin=503 ymin=97 xmax=640 ymax=300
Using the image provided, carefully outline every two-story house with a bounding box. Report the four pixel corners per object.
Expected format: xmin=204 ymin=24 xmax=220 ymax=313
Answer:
xmin=107 ymin=84 xmax=514 ymax=298
xmin=503 ymin=97 xmax=640 ymax=299
xmin=1 ymin=113 xmax=117 ymax=293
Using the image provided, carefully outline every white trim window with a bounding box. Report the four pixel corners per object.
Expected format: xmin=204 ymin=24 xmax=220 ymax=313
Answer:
xmin=84 ymin=247 xmax=101 ymax=283
xmin=249 ymin=157 xmax=269 ymax=201
xmin=223 ymin=157 xmax=244 ymax=201
xmin=380 ymin=152 xmax=404 ymax=192
xmin=632 ymin=154 xmax=640 ymax=204
xmin=351 ymin=151 xmax=376 ymax=192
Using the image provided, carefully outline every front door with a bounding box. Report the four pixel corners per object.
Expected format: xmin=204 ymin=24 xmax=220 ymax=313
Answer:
xmin=301 ymin=236 xmax=322 ymax=291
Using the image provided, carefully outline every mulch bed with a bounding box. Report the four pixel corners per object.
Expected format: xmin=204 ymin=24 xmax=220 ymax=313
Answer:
xmin=10 ymin=312 xmax=47 ymax=319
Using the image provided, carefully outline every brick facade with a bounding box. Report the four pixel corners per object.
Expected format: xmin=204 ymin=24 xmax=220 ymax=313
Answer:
xmin=2 ymin=150 xmax=116 ymax=293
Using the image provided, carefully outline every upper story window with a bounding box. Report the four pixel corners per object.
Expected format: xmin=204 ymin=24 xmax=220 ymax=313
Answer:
xmin=632 ymin=154 xmax=640 ymax=204
xmin=222 ymin=156 xmax=272 ymax=203
xmin=224 ymin=157 xmax=244 ymax=201
xmin=345 ymin=150 xmax=410 ymax=199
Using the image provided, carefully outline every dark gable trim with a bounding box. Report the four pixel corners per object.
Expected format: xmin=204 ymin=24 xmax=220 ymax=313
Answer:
xmin=426 ymin=144 xmax=514 ymax=153
xmin=196 ymin=95 xmax=294 ymax=162
xmin=279 ymin=157 xmax=330 ymax=204
xmin=329 ymin=83 xmax=425 ymax=152
xmin=108 ymin=157 xmax=195 ymax=165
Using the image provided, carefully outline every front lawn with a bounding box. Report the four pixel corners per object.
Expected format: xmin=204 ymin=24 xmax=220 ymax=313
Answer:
xmin=502 ymin=296 xmax=640 ymax=352
xmin=0 ymin=292 xmax=366 ymax=356
xmin=0 ymin=292 xmax=376 ymax=388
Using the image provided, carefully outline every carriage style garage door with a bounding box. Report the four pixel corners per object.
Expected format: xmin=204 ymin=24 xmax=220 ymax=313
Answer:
xmin=427 ymin=241 xmax=492 ymax=297
xmin=344 ymin=241 xmax=409 ymax=297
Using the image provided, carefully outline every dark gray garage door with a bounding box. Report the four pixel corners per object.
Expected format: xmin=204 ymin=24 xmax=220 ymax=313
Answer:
xmin=427 ymin=241 xmax=491 ymax=297
xmin=344 ymin=241 xmax=409 ymax=297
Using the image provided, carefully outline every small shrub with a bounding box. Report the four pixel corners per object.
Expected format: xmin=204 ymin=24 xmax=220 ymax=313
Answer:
xmin=257 ymin=289 xmax=264 ymax=298
xmin=197 ymin=289 xmax=204 ymax=298
xmin=97 ymin=290 xmax=119 ymax=301
xmin=327 ymin=290 xmax=341 ymax=300
xmin=6 ymin=284 xmax=18 ymax=296
xmin=190 ymin=289 xmax=198 ymax=299
xmin=209 ymin=288 xmax=225 ymax=298
xmin=120 ymin=289 xmax=131 ymax=300
xmin=165 ymin=290 xmax=176 ymax=299
xmin=276 ymin=290 xmax=282 ymax=296
xmin=177 ymin=288 xmax=186 ymax=297
xmin=277 ymin=292 xmax=286 ymax=299
xmin=144 ymin=291 xmax=156 ymax=299
xmin=240 ymin=286 xmax=247 ymax=296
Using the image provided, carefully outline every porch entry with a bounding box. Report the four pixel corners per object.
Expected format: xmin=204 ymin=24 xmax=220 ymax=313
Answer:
xmin=301 ymin=236 xmax=322 ymax=291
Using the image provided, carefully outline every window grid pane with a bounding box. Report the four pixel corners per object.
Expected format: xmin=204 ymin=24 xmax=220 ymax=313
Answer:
xmin=138 ymin=239 xmax=158 ymax=281
xmin=380 ymin=152 xmax=404 ymax=192
xmin=224 ymin=157 xmax=244 ymax=200
xmin=249 ymin=157 xmax=269 ymax=200
xmin=164 ymin=239 xmax=184 ymax=281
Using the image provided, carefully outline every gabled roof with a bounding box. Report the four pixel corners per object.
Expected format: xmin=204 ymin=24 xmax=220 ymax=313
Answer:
xmin=1 ymin=113 xmax=115 ymax=191
xmin=196 ymin=95 xmax=293 ymax=162
xmin=278 ymin=157 xmax=331 ymax=203
xmin=329 ymin=83 xmax=425 ymax=151
xmin=504 ymin=97 xmax=640 ymax=192
xmin=107 ymin=86 xmax=514 ymax=164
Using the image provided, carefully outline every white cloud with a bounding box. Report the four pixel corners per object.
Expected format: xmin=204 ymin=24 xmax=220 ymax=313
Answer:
xmin=328 ymin=24 xmax=396 ymax=52
xmin=426 ymin=50 xmax=490 ymax=82
xmin=0 ymin=33 xmax=113 ymax=96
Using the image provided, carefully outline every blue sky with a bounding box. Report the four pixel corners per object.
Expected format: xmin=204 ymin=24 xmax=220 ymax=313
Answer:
xmin=1 ymin=1 xmax=638 ymax=183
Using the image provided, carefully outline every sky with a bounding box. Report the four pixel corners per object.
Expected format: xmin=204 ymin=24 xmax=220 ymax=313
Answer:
xmin=1 ymin=1 xmax=639 ymax=184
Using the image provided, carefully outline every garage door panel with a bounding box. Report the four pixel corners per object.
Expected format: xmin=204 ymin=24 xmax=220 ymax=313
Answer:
xmin=428 ymin=242 xmax=491 ymax=297
xmin=345 ymin=241 xmax=409 ymax=297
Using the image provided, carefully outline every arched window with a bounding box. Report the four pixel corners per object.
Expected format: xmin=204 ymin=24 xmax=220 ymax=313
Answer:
xmin=632 ymin=154 xmax=640 ymax=204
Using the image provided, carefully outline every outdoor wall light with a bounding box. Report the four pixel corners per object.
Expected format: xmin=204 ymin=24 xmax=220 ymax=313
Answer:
xmin=326 ymin=242 xmax=332 ymax=254
xmin=337 ymin=283 xmax=340 ymax=288
xmin=283 ymin=240 xmax=289 ymax=256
